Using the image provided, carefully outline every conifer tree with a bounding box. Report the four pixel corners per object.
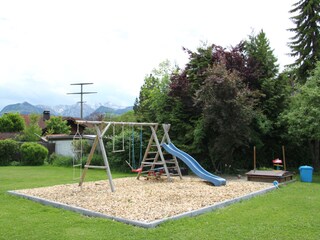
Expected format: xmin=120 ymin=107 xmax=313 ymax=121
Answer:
xmin=288 ymin=0 xmax=320 ymax=82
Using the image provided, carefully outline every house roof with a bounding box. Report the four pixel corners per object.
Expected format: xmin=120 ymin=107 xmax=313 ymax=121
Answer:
xmin=46 ymin=134 xmax=74 ymax=140
xmin=45 ymin=134 xmax=95 ymax=141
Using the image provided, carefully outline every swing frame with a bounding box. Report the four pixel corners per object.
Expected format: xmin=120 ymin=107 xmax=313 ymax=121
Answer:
xmin=75 ymin=121 xmax=178 ymax=192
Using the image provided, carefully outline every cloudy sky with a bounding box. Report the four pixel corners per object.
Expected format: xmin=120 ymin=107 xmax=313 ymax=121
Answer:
xmin=0 ymin=0 xmax=296 ymax=110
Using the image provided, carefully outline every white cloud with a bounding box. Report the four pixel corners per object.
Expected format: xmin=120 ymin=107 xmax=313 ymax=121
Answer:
xmin=0 ymin=0 xmax=296 ymax=110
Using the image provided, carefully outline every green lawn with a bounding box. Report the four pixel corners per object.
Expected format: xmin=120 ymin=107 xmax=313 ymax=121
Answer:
xmin=0 ymin=166 xmax=319 ymax=240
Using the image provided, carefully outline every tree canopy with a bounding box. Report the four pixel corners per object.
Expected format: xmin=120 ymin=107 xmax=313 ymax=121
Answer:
xmin=0 ymin=113 xmax=25 ymax=133
xmin=45 ymin=116 xmax=71 ymax=135
xmin=281 ymin=61 xmax=320 ymax=170
xmin=288 ymin=0 xmax=320 ymax=82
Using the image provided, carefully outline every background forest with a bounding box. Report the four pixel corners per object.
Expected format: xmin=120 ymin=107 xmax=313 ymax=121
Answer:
xmin=132 ymin=0 xmax=320 ymax=173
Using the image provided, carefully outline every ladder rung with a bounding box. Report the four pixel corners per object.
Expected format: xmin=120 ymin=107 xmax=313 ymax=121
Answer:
xmin=141 ymin=162 xmax=165 ymax=165
xmin=165 ymin=160 xmax=176 ymax=163
xmin=147 ymin=151 xmax=158 ymax=154
xmin=85 ymin=165 xmax=107 ymax=169
xmin=169 ymin=173 xmax=180 ymax=176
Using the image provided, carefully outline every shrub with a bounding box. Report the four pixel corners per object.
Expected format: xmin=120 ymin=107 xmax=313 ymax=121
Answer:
xmin=88 ymin=154 xmax=105 ymax=166
xmin=72 ymin=139 xmax=91 ymax=155
xmin=21 ymin=142 xmax=48 ymax=166
xmin=0 ymin=139 xmax=20 ymax=166
xmin=50 ymin=153 xmax=73 ymax=167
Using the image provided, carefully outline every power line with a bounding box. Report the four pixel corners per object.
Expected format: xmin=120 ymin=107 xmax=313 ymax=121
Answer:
xmin=67 ymin=83 xmax=97 ymax=119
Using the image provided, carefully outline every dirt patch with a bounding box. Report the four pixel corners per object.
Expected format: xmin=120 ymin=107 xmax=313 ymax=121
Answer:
xmin=15 ymin=176 xmax=271 ymax=222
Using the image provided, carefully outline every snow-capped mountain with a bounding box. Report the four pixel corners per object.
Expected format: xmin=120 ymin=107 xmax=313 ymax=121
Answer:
xmin=0 ymin=102 xmax=133 ymax=118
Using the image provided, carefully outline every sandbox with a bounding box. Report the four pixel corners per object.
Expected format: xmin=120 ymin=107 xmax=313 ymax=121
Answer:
xmin=8 ymin=176 xmax=275 ymax=228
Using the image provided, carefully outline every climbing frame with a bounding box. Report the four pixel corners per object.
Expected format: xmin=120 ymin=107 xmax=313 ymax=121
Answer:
xmin=75 ymin=121 xmax=181 ymax=192
xmin=137 ymin=124 xmax=182 ymax=180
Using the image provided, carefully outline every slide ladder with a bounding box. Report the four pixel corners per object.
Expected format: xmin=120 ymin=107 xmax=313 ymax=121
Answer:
xmin=137 ymin=124 xmax=182 ymax=180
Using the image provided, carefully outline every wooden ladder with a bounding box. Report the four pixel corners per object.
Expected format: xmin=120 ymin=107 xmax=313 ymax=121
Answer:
xmin=137 ymin=124 xmax=182 ymax=180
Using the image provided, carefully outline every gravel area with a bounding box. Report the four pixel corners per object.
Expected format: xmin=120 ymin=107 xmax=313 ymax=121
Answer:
xmin=15 ymin=176 xmax=271 ymax=222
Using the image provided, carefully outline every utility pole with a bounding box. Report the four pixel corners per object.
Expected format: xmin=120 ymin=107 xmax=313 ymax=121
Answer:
xmin=67 ymin=83 xmax=97 ymax=119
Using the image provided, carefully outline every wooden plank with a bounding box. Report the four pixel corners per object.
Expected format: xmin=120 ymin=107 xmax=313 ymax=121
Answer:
xmin=246 ymin=169 xmax=293 ymax=183
xmin=84 ymin=165 xmax=107 ymax=169
xmin=247 ymin=170 xmax=292 ymax=177
xmin=141 ymin=162 xmax=165 ymax=165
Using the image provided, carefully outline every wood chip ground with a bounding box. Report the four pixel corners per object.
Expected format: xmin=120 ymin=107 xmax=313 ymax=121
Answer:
xmin=15 ymin=176 xmax=271 ymax=223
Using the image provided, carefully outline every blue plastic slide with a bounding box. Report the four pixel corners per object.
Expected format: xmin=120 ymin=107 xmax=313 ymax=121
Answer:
xmin=162 ymin=143 xmax=226 ymax=186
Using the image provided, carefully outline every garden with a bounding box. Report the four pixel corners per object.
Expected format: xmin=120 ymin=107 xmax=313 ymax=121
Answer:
xmin=1 ymin=1 xmax=320 ymax=238
xmin=0 ymin=166 xmax=320 ymax=240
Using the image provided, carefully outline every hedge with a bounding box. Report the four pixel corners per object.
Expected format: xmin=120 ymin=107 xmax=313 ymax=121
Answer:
xmin=0 ymin=139 xmax=20 ymax=166
xmin=20 ymin=142 xmax=48 ymax=166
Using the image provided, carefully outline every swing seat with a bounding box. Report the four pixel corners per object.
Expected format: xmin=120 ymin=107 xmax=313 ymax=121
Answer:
xmin=131 ymin=168 xmax=142 ymax=173
xmin=126 ymin=161 xmax=142 ymax=173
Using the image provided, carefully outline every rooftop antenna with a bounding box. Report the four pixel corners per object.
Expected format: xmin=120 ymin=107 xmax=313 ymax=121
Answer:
xmin=67 ymin=83 xmax=97 ymax=119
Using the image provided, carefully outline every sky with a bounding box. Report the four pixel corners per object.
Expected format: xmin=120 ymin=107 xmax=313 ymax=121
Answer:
xmin=0 ymin=0 xmax=296 ymax=110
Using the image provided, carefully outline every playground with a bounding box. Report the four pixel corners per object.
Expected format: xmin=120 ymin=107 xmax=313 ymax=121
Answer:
xmin=12 ymin=176 xmax=271 ymax=226
xmin=2 ymin=166 xmax=320 ymax=239
xmin=9 ymin=120 xmax=294 ymax=227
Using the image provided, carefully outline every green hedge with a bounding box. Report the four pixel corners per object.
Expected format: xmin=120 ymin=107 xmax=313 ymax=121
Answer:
xmin=49 ymin=153 xmax=73 ymax=167
xmin=21 ymin=142 xmax=48 ymax=166
xmin=0 ymin=139 xmax=20 ymax=166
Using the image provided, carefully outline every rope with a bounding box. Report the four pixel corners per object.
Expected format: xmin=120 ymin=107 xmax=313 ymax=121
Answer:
xmin=132 ymin=126 xmax=135 ymax=169
xmin=139 ymin=126 xmax=143 ymax=164
xmin=112 ymin=124 xmax=125 ymax=153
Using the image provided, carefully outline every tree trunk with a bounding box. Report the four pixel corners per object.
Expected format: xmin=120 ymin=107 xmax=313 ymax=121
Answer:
xmin=308 ymin=140 xmax=320 ymax=171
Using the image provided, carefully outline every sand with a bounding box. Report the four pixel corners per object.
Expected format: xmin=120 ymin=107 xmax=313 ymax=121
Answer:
xmin=15 ymin=176 xmax=271 ymax=223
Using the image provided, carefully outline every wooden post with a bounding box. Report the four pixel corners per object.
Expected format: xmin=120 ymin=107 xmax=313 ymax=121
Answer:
xmin=282 ymin=145 xmax=286 ymax=171
xmin=150 ymin=126 xmax=171 ymax=182
xmin=79 ymin=136 xmax=99 ymax=187
xmin=254 ymin=146 xmax=256 ymax=172
xmin=95 ymin=124 xmax=115 ymax=192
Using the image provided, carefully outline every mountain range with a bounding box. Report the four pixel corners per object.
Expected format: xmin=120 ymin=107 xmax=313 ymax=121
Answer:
xmin=0 ymin=102 xmax=133 ymax=119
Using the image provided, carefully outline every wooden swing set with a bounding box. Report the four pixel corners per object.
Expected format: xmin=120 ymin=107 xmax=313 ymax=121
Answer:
xmin=74 ymin=121 xmax=182 ymax=192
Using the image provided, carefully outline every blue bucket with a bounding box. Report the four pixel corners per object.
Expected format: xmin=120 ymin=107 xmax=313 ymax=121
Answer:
xmin=299 ymin=165 xmax=313 ymax=183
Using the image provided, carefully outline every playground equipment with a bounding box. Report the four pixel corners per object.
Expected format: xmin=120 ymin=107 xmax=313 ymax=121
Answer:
xmin=162 ymin=143 xmax=226 ymax=186
xmin=246 ymin=146 xmax=293 ymax=183
xmin=75 ymin=120 xmax=226 ymax=191
xmin=272 ymin=158 xmax=283 ymax=170
xmin=75 ymin=121 xmax=183 ymax=192
xmin=125 ymin=125 xmax=143 ymax=172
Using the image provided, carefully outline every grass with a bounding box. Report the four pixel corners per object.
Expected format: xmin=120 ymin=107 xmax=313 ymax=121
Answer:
xmin=0 ymin=166 xmax=320 ymax=240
